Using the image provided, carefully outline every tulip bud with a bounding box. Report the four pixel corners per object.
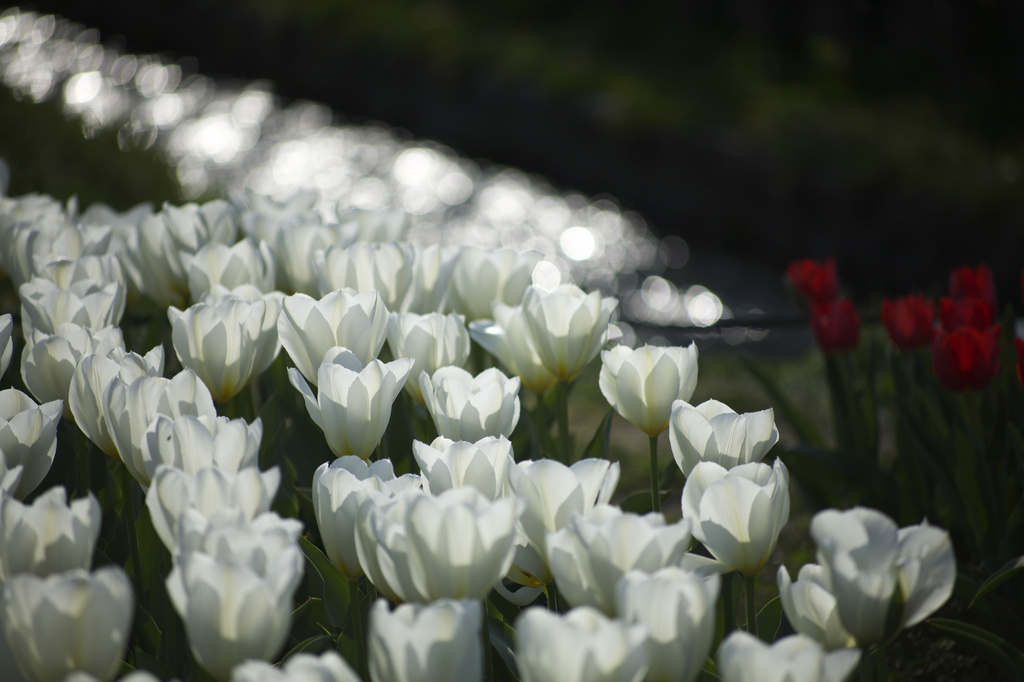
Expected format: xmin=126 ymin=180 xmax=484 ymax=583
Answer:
xmin=810 ymin=298 xmax=859 ymax=353
xmin=278 ymin=289 xmax=390 ymax=385
xmin=0 ymin=487 xmax=101 ymax=579
xmin=521 ymin=284 xmax=618 ymax=382
xmin=313 ymin=456 xmax=421 ymax=579
xmin=547 ymin=505 xmax=693 ymax=614
xmin=938 ymin=296 xmax=994 ymax=331
xmin=717 ymin=632 xmax=860 ymax=682
xmin=419 ymin=366 xmax=521 ymax=442
xmin=948 ymin=263 xmax=997 ymax=311
xmin=168 ymin=290 xmax=283 ymax=402
xmin=403 ymin=243 xmax=460 ymax=314
xmin=451 ymin=247 xmax=541 ymax=321
xmin=146 ymin=465 xmax=281 ymax=553
xmin=2 ymin=567 xmax=134 ymax=682
xmin=469 ymin=302 xmax=558 ymax=395
xmin=368 ymin=598 xmax=483 ymax=682
xmin=669 ymin=399 xmax=779 ymax=477
xmin=515 ymin=606 xmax=649 ymax=682
xmin=931 ymin=325 xmax=1001 ymax=391
xmin=289 ymin=348 xmax=414 ymax=460
xmin=786 ymin=258 xmax=839 ymax=304
xmin=599 ymin=343 xmax=699 ymax=437
xmin=681 ymin=459 xmax=790 ymax=576
xmin=881 ymin=296 xmax=936 ymax=349
xmin=413 ymin=436 xmax=514 ymax=499
xmin=0 ymin=388 xmax=63 ymax=499
xmin=231 ymin=650 xmax=360 ymax=682
xmin=183 ymin=238 xmax=276 ymax=300
xmin=616 ymin=568 xmax=720 ymax=682
xmin=314 ymin=241 xmax=416 ymax=312
xmin=388 ymin=312 xmax=470 ymax=402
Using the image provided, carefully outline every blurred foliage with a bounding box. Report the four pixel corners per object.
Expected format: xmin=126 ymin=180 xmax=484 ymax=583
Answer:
xmin=0 ymin=86 xmax=181 ymax=208
xmin=225 ymin=0 xmax=1024 ymax=210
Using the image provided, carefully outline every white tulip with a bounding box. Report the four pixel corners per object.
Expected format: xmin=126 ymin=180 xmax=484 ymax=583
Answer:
xmin=515 ymin=606 xmax=649 ymax=682
xmin=388 ymin=312 xmax=470 ymax=402
xmin=314 ymin=241 xmax=416 ymax=311
xmin=0 ymin=487 xmax=101 ymax=579
xmin=810 ymin=508 xmax=955 ymax=645
xmin=175 ymin=508 xmax=303 ymax=568
xmin=336 ymin=208 xmax=409 ymax=243
xmin=717 ymin=632 xmax=861 ymax=682
xmin=521 ymin=283 xmax=618 ymax=383
xmin=19 ymin=276 xmax=125 ymax=338
xmin=240 ymin=188 xmax=321 ymax=244
xmin=231 ymin=650 xmax=360 ymax=682
xmin=1 ymin=567 xmax=134 ymax=682
xmin=313 ymin=456 xmax=422 ymax=579
xmin=402 ymin=243 xmax=460 ymax=314
xmin=451 ymin=247 xmax=541 ymax=321
xmin=183 ymin=238 xmax=276 ymax=299
xmin=681 ymin=459 xmax=790 ymax=576
xmin=419 ymin=366 xmax=521 ymax=442
xmin=404 ymin=487 xmax=522 ymax=601
xmin=0 ymin=314 xmax=12 ymax=380
xmin=105 ymin=369 xmax=218 ymax=486
xmin=468 ymin=302 xmax=558 ymax=395
xmin=777 ymin=564 xmax=856 ymax=651
xmin=146 ymin=465 xmax=281 ymax=553
xmin=168 ymin=290 xmax=283 ymax=402
xmin=69 ymin=346 xmax=164 ymax=458
xmin=0 ymin=388 xmax=63 ymax=499
xmin=599 ymin=343 xmax=699 ymax=437
xmin=506 ymin=458 xmax=620 ymax=583
xmin=140 ymin=414 xmax=262 ymax=481
xmin=33 ymin=253 xmax=125 ymax=290
xmin=278 ymin=288 xmax=390 ymax=385
xmin=413 ymin=435 xmax=514 ymax=499
xmin=273 ymin=222 xmax=339 ymax=295
xmin=20 ymin=323 xmax=124 ymax=407
xmin=617 ymin=568 xmax=720 ymax=682
xmin=669 ymin=399 xmax=779 ymax=477
xmin=355 ymin=491 xmax=428 ymax=603
xmin=167 ymin=547 xmax=301 ymax=681
xmin=547 ymin=505 xmax=693 ymax=615
xmin=289 ymin=348 xmax=414 ymax=460
xmin=368 ymin=598 xmax=482 ymax=682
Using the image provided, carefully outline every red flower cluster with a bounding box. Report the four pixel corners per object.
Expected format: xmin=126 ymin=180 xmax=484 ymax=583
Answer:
xmin=787 ymin=257 xmax=859 ymax=353
xmin=932 ymin=264 xmax=1001 ymax=391
xmin=881 ymin=295 xmax=935 ymax=350
xmin=787 ymin=258 xmax=839 ymax=304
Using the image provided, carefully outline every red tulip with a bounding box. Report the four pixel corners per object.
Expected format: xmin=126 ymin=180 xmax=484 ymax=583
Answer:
xmin=939 ymin=296 xmax=995 ymax=331
xmin=931 ymin=325 xmax=1001 ymax=391
xmin=787 ymin=258 xmax=839 ymax=304
xmin=1016 ymin=337 xmax=1024 ymax=386
xmin=881 ymin=296 xmax=935 ymax=349
xmin=811 ymin=298 xmax=860 ymax=353
xmin=949 ymin=264 xmax=997 ymax=310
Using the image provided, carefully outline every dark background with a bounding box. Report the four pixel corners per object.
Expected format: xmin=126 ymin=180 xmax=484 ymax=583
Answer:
xmin=17 ymin=0 xmax=1024 ymax=302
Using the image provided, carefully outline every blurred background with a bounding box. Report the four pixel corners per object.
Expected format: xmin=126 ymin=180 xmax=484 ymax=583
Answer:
xmin=4 ymin=0 xmax=1024 ymax=303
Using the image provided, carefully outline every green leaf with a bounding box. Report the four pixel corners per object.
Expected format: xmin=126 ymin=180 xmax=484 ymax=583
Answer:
xmin=131 ymin=648 xmax=177 ymax=682
xmin=971 ymin=555 xmax=1024 ymax=607
xmin=618 ymin=490 xmax=653 ymax=514
xmin=741 ymin=358 xmax=827 ymax=448
xmin=926 ymin=618 xmax=1024 ymax=680
xmin=580 ymin=408 xmax=614 ymax=461
xmin=283 ymin=634 xmax=334 ymax=660
xmin=488 ymin=614 xmax=521 ymax=681
xmin=299 ymin=536 xmax=351 ymax=629
xmin=755 ymin=595 xmax=783 ymax=642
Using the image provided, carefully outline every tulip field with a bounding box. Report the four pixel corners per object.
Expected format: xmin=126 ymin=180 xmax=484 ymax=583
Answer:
xmin=0 ymin=182 xmax=1022 ymax=682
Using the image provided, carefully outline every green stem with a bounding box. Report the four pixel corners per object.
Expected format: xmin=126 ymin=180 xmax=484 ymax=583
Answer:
xmin=532 ymin=392 xmax=549 ymax=459
xmin=557 ymin=380 xmax=571 ymax=464
xmin=482 ymin=603 xmax=494 ymax=682
xmin=744 ymin=574 xmax=758 ymax=638
xmin=649 ymin=435 xmax=661 ymax=512
xmin=875 ymin=641 xmax=887 ymax=682
xmin=349 ymin=579 xmax=368 ymax=681
xmin=76 ymin=430 xmax=92 ymax=497
xmin=722 ymin=572 xmax=736 ymax=638
xmin=118 ymin=463 xmax=143 ymax=600
xmin=546 ymin=583 xmax=560 ymax=612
